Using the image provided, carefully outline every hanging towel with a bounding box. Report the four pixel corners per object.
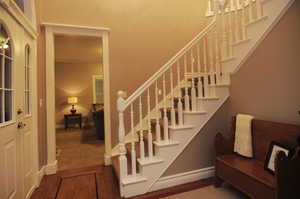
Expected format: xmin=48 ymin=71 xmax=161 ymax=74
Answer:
xmin=234 ymin=114 xmax=254 ymax=158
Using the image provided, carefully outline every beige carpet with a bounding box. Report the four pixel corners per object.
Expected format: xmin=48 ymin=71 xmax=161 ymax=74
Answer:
xmin=56 ymin=128 xmax=105 ymax=171
xmin=161 ymin=184 xmax=250 ymax=199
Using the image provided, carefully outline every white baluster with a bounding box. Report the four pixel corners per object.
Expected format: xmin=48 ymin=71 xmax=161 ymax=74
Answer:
xmin=248 ymin=0 xmax=253 ymax=22
xmin=256 ymin=0 xmax=263 ymax=19
xmin=227 ymin=12 xmax=233 ymax=57
xmin=130 ymin=104 xmax=137 ymax=176
xmin=139 ymin=96 xmax=145 ymax=160
xmin=197 ymin=45 xmax=203 ymax=98
xmin=117 ymin=91 xmax=128 ymax=179
xmin=190 ymin=50 xmax=197 ymax=112
xmin=209 ymin=33 xmax=215 ymax=74
xmin=184 ymin=55 xmax=190 ymax=111
xmin=204 ymin=74 xmax=210 ymax=98
xmin=147 ymin=89 xmax=153 ymax=158
xmin=236 ymin=0 xmax=242 ymax=10
xmin=170 ymin=68 xmax=176 ymax=127
xmin=210 ymin=73 xmax=217 ymax=97
xmin=196 ymin=45 xmax=204 ymax=111
xmin=234 ymin=2 xmax=240 ymax=42
xmin=206 ymin=0 xmax=214 ymax=16
xmin=241 ymin=1 xmax=247 ymax=40
xmin=155 ymin=81 xmax=161 ymax=143
xmin=203 ymin=37 xmax=208 ymax=73
xmin=230 ymin=0 xmax=236 ymax=11
xmin=177 ymin=62 xmax=184 ymax=126
xmin=215 ymin=29 xmax=222 ymax=84
xmin=163 ymin=74 xmax=169 ymax=143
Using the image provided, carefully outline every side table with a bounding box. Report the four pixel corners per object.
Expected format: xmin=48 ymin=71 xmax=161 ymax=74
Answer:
xmin=64 ymin=113 xmax=82 ymax=129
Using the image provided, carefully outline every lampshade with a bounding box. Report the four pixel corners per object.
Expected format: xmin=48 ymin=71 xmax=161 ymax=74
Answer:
xmin=68 ymin=97 xmax=78 ymax=104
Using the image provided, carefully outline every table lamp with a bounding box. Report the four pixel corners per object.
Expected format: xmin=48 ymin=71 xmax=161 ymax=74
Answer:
xmin=68 ymin=97 xmax=78 ymax=114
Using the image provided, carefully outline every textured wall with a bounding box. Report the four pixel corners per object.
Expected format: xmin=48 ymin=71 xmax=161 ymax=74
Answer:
xmin=228 ymin=1 xmax=300 ymax=125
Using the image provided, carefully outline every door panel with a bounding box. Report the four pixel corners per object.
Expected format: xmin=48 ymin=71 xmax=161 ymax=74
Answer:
xmin=4 ymin=138 xmax=17 ymax=199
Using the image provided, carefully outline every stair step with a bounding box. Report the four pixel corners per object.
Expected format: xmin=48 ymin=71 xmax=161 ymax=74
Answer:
xmin=198 ymin=96 xmax=219 ymax=100
xmin=138 ymin=157 xmax=164 ymax=166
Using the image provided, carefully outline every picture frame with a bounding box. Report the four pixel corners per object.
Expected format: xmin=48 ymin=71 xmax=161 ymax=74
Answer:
xmin=264 ymin=141 xmax=294 ymax=174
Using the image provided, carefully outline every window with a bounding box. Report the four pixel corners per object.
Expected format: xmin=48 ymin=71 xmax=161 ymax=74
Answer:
xmin=0 ymin=24 xmax=14 ymax=123
xmin=92 ymin=75 xmax=104 ymax=104
xmin=24 ymin=45 xmax=31 ymax=115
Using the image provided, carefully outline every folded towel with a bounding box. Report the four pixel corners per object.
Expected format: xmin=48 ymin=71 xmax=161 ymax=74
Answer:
xmin=234 ymin=114 xmax=254 ymax=158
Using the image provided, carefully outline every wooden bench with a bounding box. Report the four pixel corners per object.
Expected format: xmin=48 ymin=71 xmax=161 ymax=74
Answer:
xmin=214 ymin=117 xmax=300 ymax=199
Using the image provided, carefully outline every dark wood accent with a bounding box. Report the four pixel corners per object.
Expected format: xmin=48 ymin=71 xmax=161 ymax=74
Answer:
xmin=215 ymin=117 xmax=300 ymax=199
xmin=64 ymin=113 xmax=82 ymax=129
xmin=276 ymin=149 xmax=300 ymax=199
xmin=30 ymin=165 xmax=213 ymax=199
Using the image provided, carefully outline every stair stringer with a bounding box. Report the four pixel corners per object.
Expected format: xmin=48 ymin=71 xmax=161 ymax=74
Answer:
xmin=121 ymin=85 xmax=229 ymax=197
xmin=223 ymin=0 xmax=295 ymax=74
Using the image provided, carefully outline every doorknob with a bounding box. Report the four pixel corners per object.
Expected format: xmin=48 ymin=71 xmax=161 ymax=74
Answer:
xmin=17 ymin=108 xmax=23 ymax=115
xmin=17 ymin=122 xmax=26 ymax=129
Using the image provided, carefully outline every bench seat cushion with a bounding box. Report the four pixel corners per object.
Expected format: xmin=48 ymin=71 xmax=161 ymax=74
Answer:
xmin=217 ymin=154 xmax=276 ymax=189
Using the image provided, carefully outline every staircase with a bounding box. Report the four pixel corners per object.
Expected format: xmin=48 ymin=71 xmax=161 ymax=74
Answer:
xmin=111 ymin=0 xmax=294 ymax=197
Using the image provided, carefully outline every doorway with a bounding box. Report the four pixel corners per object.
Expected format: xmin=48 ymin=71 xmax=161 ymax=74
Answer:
xmin=44 ymin=24 xmax=111 ymax=175
xmin=54 ymin=35 xmax=105 ymax=171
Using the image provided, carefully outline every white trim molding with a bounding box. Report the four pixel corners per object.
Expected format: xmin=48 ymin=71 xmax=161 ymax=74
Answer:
xmin=43 ymin=23 xmax=112 ymax=172
xmin=0 ymin=0 xmax=37 ymax=38
xmin=150 ymin=167 xmax=215 ymax=192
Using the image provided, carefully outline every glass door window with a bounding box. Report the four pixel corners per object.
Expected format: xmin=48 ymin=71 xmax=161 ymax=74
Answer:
xmin=24 ymin=45 xmax=31 ymax=115
xmin=0 ymin=25 xmax=14 ymax=123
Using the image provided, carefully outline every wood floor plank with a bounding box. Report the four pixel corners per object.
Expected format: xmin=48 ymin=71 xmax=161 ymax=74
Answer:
xmin=30 ymin=174 xmax=61 ymax=199
xmin=56 ymin=174 xmax=97 ymax=199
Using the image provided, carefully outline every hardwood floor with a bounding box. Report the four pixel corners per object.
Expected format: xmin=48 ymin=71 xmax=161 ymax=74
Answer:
xmin=30 ymin=165 xmax=119 ymax=199
xmin=30 ymin=165 xmax=214 ymax=199
xmin=56 ymin=128 xmax=105 ymax=171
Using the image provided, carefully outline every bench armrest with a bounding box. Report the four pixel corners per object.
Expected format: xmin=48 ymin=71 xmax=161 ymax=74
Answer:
xmin=215 ymin=132 xmax=234 ymax=156
xmin=275 ymin=148 xmax=300 ymax=199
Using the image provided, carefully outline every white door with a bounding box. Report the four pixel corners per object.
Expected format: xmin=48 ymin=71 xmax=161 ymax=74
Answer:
xmin=0 ymin=6 xmax=35 ymax=199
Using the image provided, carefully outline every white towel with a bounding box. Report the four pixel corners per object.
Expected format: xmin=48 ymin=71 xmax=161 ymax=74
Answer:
xmin=234 ymin=114 xmax=254 ymax=158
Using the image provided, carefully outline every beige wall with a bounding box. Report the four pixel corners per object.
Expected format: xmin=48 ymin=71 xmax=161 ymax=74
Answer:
xmin=36 ymin=0 xmax=210 ymax=167
xmin=37 ymin=0 xmax=210 ymax=148
xmin=229 ymin=0 xmax=300 ymax=126
xmin=35 ymin=0 xmax=300 ymax=175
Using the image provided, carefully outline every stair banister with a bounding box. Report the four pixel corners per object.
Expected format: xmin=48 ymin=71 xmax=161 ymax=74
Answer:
xmin=117 ymin=91 xmax=128 ymax=179
xmin=122 ymin=17 xmax=217 ymax=110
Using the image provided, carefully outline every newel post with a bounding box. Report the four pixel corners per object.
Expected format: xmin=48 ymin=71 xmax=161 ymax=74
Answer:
xmin=117 ymin=90 xmax=128 ymax=179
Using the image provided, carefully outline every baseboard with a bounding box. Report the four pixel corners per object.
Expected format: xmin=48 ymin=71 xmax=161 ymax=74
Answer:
xmin=36 ymin=166 xmax=46 ymax=186
xmin=149 ymin=167 xmax=215 ymax=192
xmin=44 ymin=160 xmax=58 ymax=175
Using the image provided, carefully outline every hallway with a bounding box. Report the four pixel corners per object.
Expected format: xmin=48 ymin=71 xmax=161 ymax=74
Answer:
xmin=56 ymin=128 xmax=105 ymax=171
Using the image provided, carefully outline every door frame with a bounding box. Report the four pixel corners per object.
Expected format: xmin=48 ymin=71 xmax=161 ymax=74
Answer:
xmin=43 ymin=23 xmax=111 ymax=174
